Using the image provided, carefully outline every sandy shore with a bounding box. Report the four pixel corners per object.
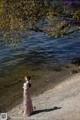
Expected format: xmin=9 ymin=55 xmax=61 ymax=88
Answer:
xmin=7 ymin=73 xmax=80 ymax=120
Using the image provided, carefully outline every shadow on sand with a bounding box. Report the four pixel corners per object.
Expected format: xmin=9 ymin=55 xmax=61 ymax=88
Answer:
xmin=32 ymin=106 xmax=61 ymax=115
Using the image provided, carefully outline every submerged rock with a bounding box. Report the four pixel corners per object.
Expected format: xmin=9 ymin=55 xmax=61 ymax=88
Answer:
xmin=71 ymin=58 xmax=80 ymax=66
xmin=70 ymin=70 xmax=78 ymax=74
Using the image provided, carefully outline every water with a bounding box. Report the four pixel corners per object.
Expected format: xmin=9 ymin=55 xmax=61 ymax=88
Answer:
xmin=0 ymin=31 xmax=80 ymax=111
xmin=0 ymin=31 xmax=80 ymax=69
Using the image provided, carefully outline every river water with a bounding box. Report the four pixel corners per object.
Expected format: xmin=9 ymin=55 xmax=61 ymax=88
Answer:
xmin=0 ymin=31 xmax=80 ymax=69
xmin=0 ymin=31 xmax=80 ymax=111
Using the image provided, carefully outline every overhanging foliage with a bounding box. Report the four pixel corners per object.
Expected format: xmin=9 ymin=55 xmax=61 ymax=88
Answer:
xmin=0 ymin=0 xmax=80 ymax=44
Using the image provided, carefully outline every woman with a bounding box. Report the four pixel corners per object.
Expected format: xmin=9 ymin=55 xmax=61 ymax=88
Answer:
xmin=23 ymin=76 xmax=33 ymax=117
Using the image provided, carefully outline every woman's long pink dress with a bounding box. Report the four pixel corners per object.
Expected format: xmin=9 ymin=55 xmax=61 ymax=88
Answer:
xmin=23 ymin=81 xmax=33 ymax=117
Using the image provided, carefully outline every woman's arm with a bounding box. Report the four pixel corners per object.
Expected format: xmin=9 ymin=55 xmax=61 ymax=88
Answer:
xmin=23 ymin=83 xmax=28 ymax=90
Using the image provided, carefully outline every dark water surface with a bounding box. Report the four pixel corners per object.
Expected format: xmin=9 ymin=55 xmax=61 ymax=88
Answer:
xmin=0 ymin=31 xmax=80 ymax=111
xmin=0 ymin=31 xmax=80 ymax=68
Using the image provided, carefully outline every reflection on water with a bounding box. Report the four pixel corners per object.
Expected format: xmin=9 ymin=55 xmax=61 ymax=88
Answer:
xmin=0 ymin=31 xmax=80 ymax=69
xmin=0 ymin=31 xmax=80 ymax=111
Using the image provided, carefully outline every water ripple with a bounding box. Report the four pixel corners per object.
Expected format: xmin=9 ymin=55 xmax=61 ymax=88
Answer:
xmin=0 ymin=31 xmax=80 ymax=68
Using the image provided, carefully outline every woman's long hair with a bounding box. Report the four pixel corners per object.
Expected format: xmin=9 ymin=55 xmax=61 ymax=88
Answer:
xmin=27 ymin=76 xmax=31 ymax=88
